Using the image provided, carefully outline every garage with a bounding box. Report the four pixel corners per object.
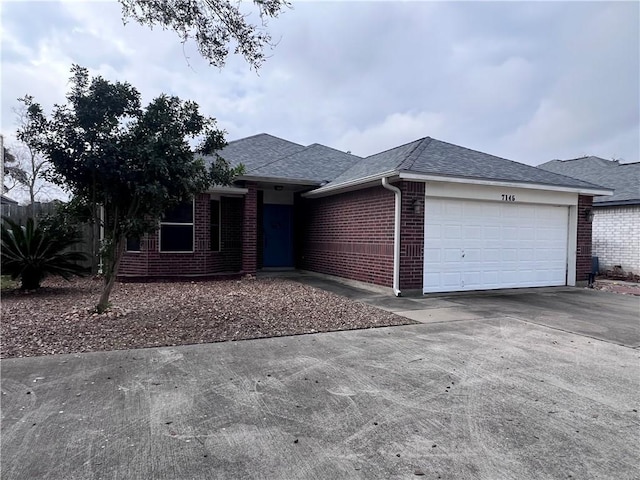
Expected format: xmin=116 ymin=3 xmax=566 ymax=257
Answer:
xmin=423 ymin=195 xmax=570 ymax=294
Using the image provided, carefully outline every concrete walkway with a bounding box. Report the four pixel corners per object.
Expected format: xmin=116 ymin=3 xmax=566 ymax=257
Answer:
xmin=2 ymin=276 xmax=639 ymax=479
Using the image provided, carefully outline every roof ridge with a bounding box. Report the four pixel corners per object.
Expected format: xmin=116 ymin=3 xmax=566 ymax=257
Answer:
xmin=401 ymin=137 xmax=433 ymax=171
xmin=544 ymin=155 xmax=616 ymax=164
xmin=251 ymin=142 xmax=364 ymax=174
xmin=365 ymin=136 xmax=427 ymax=159
xmin=430 ymin=137 xmax=584 ymax=180
xmin=306 ymin=143 xmax=363 ymax=158
xmin=248 ymin=143 xmax=314 ymax=173
xmin=226 ymin=132 xmax=305 ymax=148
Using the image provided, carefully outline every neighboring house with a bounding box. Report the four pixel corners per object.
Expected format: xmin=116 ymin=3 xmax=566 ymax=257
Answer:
xmin=1 ymin=195 xmax=18 ymax=205
xmin=1 ymin=194 xmax=19 ymax=217
xmin=539 ymin=157 xmax=639 ymax=277
xmin=120 ymin=133 xmax=610 ymax=295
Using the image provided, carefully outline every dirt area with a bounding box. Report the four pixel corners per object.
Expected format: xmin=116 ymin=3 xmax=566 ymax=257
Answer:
xmin=593 ymin=279 xmax=640 ymax=296
xmin=1 ymin=277 xmax=414 ymax=359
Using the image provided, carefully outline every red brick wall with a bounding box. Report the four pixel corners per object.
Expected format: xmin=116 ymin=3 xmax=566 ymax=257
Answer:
xmin=242 ymin=182 xmax=258 ymax=274
xmin=399 ymin=181 xmax=425 ymax=290
xmin=300 ymin=185 xmax=395 ymax=287
xmin=576 ymin=195 xmax=593 ymax=281
xmin=119 ymin=193 xmax=243 ymax=278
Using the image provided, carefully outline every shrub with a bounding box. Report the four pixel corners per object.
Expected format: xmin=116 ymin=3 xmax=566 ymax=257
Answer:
xmin=1 ymin=217 xmax=89 ymax=290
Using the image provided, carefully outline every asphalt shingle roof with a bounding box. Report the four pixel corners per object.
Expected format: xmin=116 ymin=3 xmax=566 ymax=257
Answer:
xmin=203 ymin=133 xmax=613 ymax=195
xmin=249 ymin=143 xmax=362 ymax=182
xmin=204 ymin=133 xmax=306 ymax=172
xmin=323 ymin=137 xmax=601 ymax=190
xmin=538 ymin=156 xmax=640 ymax=205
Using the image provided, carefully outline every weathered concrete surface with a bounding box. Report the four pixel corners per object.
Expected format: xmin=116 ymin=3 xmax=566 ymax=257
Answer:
xmin=2 ymin=316 xmax=639 ymax=479
xmin=436 ymin=289 xmax=640 ymax=348
xmin=292 ymin=274 xmax=640 ymax=348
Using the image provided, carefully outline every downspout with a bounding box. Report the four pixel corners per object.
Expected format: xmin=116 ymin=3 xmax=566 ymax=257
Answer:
xmin=381 ymin=177 xmax=401 ymax=296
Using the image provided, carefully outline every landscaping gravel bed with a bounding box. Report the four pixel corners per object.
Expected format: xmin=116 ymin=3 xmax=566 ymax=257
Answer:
xmin=1 ymin=276 xmax=413 ymax=358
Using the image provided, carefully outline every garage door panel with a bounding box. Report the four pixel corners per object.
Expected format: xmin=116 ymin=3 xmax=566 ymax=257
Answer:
xmin=503 ymin=226 xmax=519 ymax=240
xmin=518 ymin=227 xmax=535 ymax=240
xmin=424 ymin=248 xmax=441 ymax=262
xmin=444 ymin=249 xmax=463 ymax=262
xmin=482 ymin=249 xmax=503 ymax=261
xmin=444 ymin=202 xmax=463 ymax=216
xmin=424 ymin=199 xmax=568 ymax=293
xmin=425 ymin=225 xmax=442 ymax=239
xmin=481 ymin=271 xmax=500 ymax=285
xmin=483 ymin=226 xmax=501 ymax=240
xmin=464 ymin=225 xmax=483 ymax=238
xmin=441 ymin=272 xmax=462 ymax=288
xmin=444 ymin=225 xmax=462 ymax=239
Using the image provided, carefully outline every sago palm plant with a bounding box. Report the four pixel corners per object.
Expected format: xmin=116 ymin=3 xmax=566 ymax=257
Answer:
xmin=1 ymin=217 xmax=89 ymax=290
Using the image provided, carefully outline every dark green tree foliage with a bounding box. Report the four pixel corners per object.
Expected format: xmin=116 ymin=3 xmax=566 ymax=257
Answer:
xmin=30 ymin=65 xmax=242 ymax=311
xmin=119 ymin=0 xmax=288 ymax=69
xmin=39 ymin=199 xmax=91 ymax=246
xmin=1 ymin=217 xmax=89 ymax=290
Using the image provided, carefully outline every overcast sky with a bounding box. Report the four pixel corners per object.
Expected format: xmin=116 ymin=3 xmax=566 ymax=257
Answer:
xmin=2 ymin=0 xmax=638 ymax=170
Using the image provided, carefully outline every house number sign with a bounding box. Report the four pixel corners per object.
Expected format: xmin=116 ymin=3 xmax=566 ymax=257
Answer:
xmin=501 ymin=194 xmax=516 ymax=202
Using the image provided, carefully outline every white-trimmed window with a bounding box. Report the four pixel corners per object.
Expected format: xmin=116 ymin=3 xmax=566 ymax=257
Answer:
xmin=160 ymin=200 xmax=194 ymax=252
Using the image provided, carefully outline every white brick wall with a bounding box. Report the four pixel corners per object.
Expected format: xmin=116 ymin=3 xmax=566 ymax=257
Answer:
xmin=592 ymin=205 xmax=640 ymax=275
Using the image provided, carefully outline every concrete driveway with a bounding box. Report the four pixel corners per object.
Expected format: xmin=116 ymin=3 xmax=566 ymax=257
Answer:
xmin=1 ymin=287 xmax=639 ymax=479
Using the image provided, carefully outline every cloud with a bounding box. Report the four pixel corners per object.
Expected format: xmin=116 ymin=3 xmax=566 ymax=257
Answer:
xmin=0 ymin=0 xmax=637 ymax=176
xmin=335 ymin=111 xmax=445 ymax=157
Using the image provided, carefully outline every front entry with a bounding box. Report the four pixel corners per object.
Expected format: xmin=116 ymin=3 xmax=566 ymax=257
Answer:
xmin=263 ymin=204 xmax=294 ymax=268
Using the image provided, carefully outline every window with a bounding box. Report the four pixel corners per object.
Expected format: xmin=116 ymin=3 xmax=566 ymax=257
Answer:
xmin=160 ymin=200 xmax=194 ymax=252
xmin=210 ymin=199 xmax=220 ymax=251
xmin=126 ymin=237 xmax=141 ymax=252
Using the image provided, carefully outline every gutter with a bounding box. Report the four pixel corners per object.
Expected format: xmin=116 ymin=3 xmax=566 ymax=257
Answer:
xmin=398 ymin=172 xmax=613 ymax=196
xmin=381 ymin=177 xmax=401 ymax=297
xmin=302 ymin=170 xmax=398 ymax=198
xmin=238 ymin=175 xmax=319 ymax=186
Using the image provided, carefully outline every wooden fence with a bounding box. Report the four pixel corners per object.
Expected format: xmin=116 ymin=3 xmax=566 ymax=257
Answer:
xmin=1 ymin=202 xmax=99 ymax=272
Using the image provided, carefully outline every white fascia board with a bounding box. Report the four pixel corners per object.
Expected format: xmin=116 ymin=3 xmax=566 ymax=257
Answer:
xmin=302 ymin=170 xmax=399 ymax=198
xmin=398 ymin=172 xmax=613 ymax=196
xmin=206 ymin=185 xmax=249 ymax=195
xmin=238 ymin=175 xmax=319 ymax=186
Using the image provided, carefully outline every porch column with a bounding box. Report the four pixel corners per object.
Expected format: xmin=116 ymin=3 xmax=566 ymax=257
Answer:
xmin=242 ymin=182 xmax=258 ymax=274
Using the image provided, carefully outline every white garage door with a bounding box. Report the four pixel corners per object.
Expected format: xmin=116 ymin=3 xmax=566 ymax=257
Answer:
xmin=423 ymin=198 xmax=569 ymax=293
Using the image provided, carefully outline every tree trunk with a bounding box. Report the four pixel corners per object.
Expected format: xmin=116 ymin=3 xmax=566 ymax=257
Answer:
xmin=96 ymin=235 xmax=125 ymax=313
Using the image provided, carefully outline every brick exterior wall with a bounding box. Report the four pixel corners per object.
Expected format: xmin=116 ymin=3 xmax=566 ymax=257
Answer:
xmin=399 ymin=181 xmax=425 ymax=290
xmin=242 ymin=182 xmax=258 ymax=274
xmin=300 ymin=185 xmax=395 ymax=287
xmin=592 ymin=204 xmax=640 ymax=275
xmin=119 ymin=193 xmax=243 ymax=278
xmin=576 ymin=195 xmax=593 ymax=281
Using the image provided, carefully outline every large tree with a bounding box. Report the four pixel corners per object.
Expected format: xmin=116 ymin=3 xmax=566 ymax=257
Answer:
xmin=29 ymin=64 xmax=242 ymax=312
xmin=119 ymin=0 xmax=289 ymax=69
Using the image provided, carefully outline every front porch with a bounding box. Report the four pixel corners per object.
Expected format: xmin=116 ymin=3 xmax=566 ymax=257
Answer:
xmin=117 ymin=180 xmax=313 ymax=279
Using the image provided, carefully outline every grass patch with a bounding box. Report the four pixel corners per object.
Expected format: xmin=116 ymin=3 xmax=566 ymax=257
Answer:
xmin=1 ymin=276 xmax=18 ymax=290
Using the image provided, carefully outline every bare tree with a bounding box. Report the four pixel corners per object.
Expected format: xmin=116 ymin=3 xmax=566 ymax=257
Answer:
xmin=14 ymin=96 xmax=58 ymax=215
xmin=2 ymin=141 xmax=26 ymax=196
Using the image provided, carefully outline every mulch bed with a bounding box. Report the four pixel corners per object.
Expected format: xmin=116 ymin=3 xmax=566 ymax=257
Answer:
xmin=1 ymin=276 xmax=414 ymax=359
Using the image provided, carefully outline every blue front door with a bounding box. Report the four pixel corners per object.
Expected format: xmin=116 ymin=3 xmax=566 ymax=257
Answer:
xmin=263 ymin=204 xmax=294 ymax=268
